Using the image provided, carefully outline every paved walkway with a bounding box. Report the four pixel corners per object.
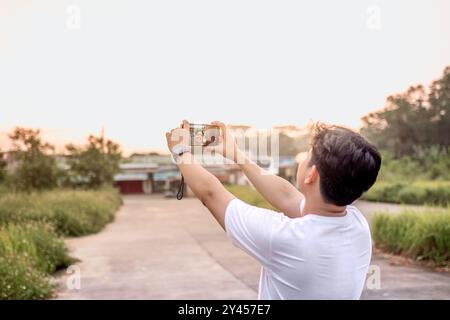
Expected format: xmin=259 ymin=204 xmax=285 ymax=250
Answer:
xmin=56 ymin=195 xmax=450 ymax=299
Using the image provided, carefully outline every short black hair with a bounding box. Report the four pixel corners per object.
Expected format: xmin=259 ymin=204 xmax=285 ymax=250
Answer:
xmin=309 ymin=123 xmax=381 ymax=206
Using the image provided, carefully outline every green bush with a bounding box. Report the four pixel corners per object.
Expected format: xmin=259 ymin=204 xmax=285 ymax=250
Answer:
xmin=374 ymin=147 xmax=450 ymax=182
xmin=224 ymin=184 xmax=276 ymax=210
xmin=0 ymin=223 xmax=73 ymax=273
xmin=396 ymin=185 xmax=428 ymax=204
xmin=376 ymin=153 xmax=422 ymax=182
xmin=0 ymin=188 xmax=121 ymax=299
xmin=0 ymin=222 xmax=74 ymax=299
xmin=372 ymin=209 xmax=450 ymax=265
xmin=0 ymin=253 xmax=54 ymax=300
xmin=362 ymin=182 xmax=406 ymax=203
xmin=365 ymin=148 xmax=450 ymax=206
xmin=362 ymin=181 xmax=450 ymax=206
xmin=0 ymin=188 xmax=122 ymax=236
xmin=0 ymin=184 xmax=7 ymax=197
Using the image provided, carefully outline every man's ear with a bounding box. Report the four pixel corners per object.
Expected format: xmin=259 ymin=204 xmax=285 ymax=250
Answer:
xmin=304 ymin=165 xmax=319 ymax=184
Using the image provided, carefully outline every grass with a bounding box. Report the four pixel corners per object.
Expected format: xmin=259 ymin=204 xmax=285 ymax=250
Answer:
xmin=372 ymin=208 xmax=450 ymax=266
xmin=0 ymin=187 xmax=122 ymax=299
xmin=361 ymin=148 xmax=450 ymax=206
xmin=0 ymin=188 xmax=123 ymax=236
xmin=362 ymin=181 xmax=450 ymax=206
xmin=0 ymin=184 xmax=7 ymax=197
xmin=0 ymin=223 xmax=74 ymax=273
xmin=224 ymin=184 xmax=276 ymax=210
xmin=0 ymin=253 xmax=54 ymax=300
xmin=0 ymin=222 xmax=75 ymax=300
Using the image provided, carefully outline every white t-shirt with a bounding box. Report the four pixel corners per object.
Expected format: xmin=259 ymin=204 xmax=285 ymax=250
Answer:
xmin=225 ymin=198 xmax=372 ymax=300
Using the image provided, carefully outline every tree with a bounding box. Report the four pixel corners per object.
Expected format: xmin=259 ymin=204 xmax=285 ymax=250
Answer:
xmin=0 ymin=149 xmax=7 ymax=183
xmin=428 ymin=66 xmax=450 ymax=147
xmin=361 ymin=66 xmax=450 ymax=157
xmin=66 ymin=135 xmax=122 ymax=189
xmin=8 ymin=127 xmax=61 ymax=191
xmin=278 ymin=133 xmax=310 ymax=156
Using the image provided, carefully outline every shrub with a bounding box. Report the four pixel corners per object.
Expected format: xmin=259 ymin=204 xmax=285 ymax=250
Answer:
xmin=362 ymin=181 xmax=450 ymax=206
xmin=365 ymin=148 xmax=450 ymax=206
xmin=0 ymin=253 xmax=54 ymax=300
xmin=0 ymin=188 xmax=121 ymax=299
xmin=0 ymin=184 xmax=7 ymax=197
xmin=0 ymin=222 xmax=74 ymax=299
xmin=0 ymin=188 xmax=122 ymax=236
xmin=224 ymin=184 xmax=276 ymax=210
xmin=362 ymin=181 xmax=406 ymax=203
xmin=0 ymin=223 xmax=73 ymax=273
xmin=372 ymin=209 xmax=450 ymax=265
xmin=396 ymin=185 xmax=428 ymax=205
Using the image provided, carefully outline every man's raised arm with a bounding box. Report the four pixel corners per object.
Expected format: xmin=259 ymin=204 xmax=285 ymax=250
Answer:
xmin=166 ymin=122 xmax=235 ymax=229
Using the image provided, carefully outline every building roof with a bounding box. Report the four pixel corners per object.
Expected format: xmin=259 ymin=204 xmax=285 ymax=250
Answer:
xmin=128 ymin=154 xmax=173 ymax=165
xmin=120 ymin=163 xmax=158 ymax=170
xmin=153 ymin=170 xmax=181 ymax=181
xmin=114 ymin=173 xmax=149 ymax=181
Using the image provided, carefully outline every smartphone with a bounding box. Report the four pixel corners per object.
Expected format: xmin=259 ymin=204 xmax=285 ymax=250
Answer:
xmin=189 ymin=123 xmax=220 ymax=147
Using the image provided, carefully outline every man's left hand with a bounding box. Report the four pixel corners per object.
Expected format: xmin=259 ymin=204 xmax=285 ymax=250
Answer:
xmin=165 ymin=120 xmax=190 ymax=153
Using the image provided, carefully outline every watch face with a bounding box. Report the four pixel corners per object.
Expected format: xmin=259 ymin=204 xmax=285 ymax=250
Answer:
xmin=173 ymin=145 xmax=190 ymax=155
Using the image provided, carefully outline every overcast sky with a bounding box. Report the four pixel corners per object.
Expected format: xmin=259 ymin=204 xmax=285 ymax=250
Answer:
xmin=1 ymin=0 xmax=449 ymax=154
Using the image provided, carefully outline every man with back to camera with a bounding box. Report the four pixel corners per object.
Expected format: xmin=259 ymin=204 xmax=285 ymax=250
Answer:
xmin=166 ymin=120 xmax=381 ymax=300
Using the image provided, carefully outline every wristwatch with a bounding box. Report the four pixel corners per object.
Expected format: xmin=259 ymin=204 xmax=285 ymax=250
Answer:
xmin=171 ymin=144 xmax=191 ymax=163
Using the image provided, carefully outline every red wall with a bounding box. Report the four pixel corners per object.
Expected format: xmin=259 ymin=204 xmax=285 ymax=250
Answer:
xmin=114 ymin=180 xmax=144 ymax=194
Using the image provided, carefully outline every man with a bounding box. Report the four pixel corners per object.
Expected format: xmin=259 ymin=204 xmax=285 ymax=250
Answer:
xmin=166 ymin=120 xmax=381 ymax=299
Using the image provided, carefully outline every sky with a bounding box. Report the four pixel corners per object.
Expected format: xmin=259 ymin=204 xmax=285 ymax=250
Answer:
xmin=1 ymin=0 xmax=449 ymax=154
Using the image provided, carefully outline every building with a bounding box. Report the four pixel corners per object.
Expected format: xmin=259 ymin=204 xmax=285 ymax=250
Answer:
xmin=278 ymin=156 xmax=298 ymax=184
xmin=113 ymin=163 xmax=158 ymax=194
xmin=113 ymin=153 xmax=250 ymax=195
xmin=113 ymin=140 xmax=300 ymax=195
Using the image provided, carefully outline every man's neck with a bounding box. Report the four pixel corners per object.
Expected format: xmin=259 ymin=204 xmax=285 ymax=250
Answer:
xmin=301 ymin=196 xmax=347 ymax=218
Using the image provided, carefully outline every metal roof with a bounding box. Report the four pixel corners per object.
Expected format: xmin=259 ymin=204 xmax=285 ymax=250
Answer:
xmin=120 ymin=163 xmax=158 ymax=170
xmin=114 ymin=173 xmax=149 ymax=181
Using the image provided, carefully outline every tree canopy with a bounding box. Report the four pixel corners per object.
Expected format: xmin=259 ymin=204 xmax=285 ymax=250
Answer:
xmin=66 ymin=135 xmax=122 ymax=189
xmin=361 ymin=66 xmax=450 ymax=157
xmin=8 ymin=128 xmax=61 ymax=191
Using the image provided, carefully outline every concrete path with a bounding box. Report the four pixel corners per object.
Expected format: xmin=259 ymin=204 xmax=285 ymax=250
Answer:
xmin=56 ymin=195 xmax=450 ymax=300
